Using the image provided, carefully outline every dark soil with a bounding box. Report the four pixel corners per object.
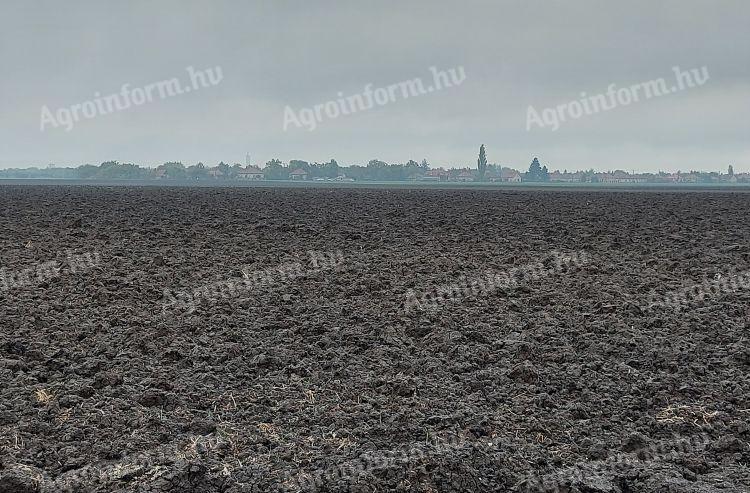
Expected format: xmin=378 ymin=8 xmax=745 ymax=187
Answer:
xmin=1 ymin=185 xmax=749 ymax=492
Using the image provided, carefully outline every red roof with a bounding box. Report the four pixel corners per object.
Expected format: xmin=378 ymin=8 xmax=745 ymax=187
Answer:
xmin=289 ymin=168 xmax=308 ymax=175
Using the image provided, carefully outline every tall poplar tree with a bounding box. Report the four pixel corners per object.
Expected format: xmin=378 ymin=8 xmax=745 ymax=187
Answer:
xmin=477 ymin=144 xmax=487 ymax=179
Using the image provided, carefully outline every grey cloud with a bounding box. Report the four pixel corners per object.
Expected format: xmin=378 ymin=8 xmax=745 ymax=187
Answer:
xmin=0 ymin=0 xmax=748 ymax=171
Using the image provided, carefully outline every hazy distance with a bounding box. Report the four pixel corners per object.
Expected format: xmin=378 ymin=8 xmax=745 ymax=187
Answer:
xmin=1 ymin=0 xmax=748 ymax=172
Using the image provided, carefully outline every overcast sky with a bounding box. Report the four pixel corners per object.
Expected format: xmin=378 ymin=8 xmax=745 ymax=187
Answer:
xmin=1 ymin=0 xmax=748 ymax=172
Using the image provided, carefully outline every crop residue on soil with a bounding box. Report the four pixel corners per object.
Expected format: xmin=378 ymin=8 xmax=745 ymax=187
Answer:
xmin=0 ymin=185 xmax=748 ymax=492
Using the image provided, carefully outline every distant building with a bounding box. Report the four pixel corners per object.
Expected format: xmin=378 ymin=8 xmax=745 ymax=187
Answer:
xmin=724 ymin=174 xmax=738 ymax=183
xmin=237 ymin=165 xmax=264 ymax=180
xmin=456 ymin=170 xmax=475 ymax=182
xmin=207 ymin=167 xmax=224 ymax=179
xmin=501 ymin=169 xmax=522 ymax=182
xmin=598 ymin=170 xmax=640 ymax=183
xmin=655 ymin=172 xmax=692 ymax=183
xmin=613 ymin=170 xmax=631 ymax=182
xmin=659 ymin=172 xmax=697 ymax=183
xmin=421 ymin=169 xmax=448 ymax=182
xmin=549 ymin=171 xmax=583 ymax=183
xmin=484 ymin=169 xmax=502 ymax=182
xmin=289 ymin=168 xmax=308 ymax=180
xmin=679 ymin=174 xmax=698 ymax=183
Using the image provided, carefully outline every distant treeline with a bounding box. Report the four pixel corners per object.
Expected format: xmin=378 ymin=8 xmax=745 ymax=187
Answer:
xmin=0 ymin=158 xmax=744 ymax=183
xmin=0 ymin=159 xmax=430 ymax=181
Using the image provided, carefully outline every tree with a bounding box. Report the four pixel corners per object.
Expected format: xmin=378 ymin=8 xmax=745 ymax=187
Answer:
xmin=187 ymin=162 xmax=207 ymax=180
xmin=404 ymin=160 xmax=423 ymax=180
xmin=264 ymin=159 xmax=286 ymax=180
xmin=527 ymin=157 xmax=541 ymax=180
xmin=728 ymin=164 xmax=734 ymax=176
xmin=323 ymin=159 xmax=339 ymax=178
xmin=217 ymin=161 xmax=230 ymax=179
xmin=117 ymin=162 xmax=146 ymax=179
xmin=77 ymin=164 xmax=99 ymax=179
xmin=477 ymin=145 xmax=487 ymax=179
xmin=162 ymin=162 xmax=186 ymax=180
xmin=524 ymin=157 xmax=549 ymax=182
xmin=289 ymin=160 xmax=310 ymax=171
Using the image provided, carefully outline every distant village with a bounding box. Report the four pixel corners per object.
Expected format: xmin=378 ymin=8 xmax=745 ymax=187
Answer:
xmin=1 ymin=149 xmax=745 ymax=184
xmin=417 ymin=166 xmax=746 ymax=184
